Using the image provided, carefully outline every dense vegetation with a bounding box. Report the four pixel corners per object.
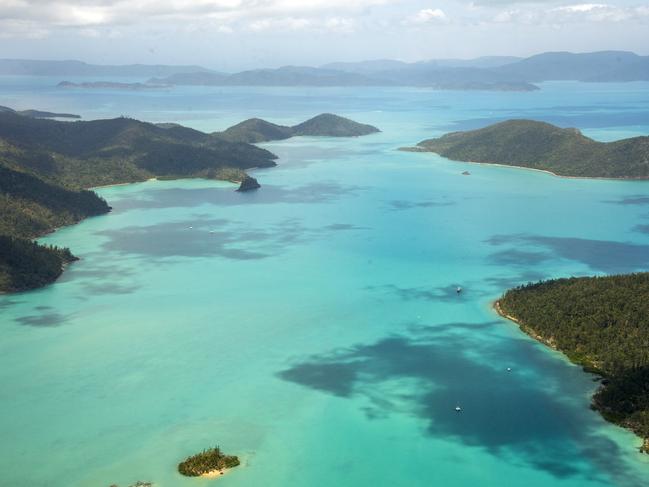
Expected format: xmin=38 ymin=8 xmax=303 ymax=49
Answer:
xmin=177 ymin=447 xmax=240 ymax=477
xmin=0 ymin=165 xmax=110 ymax=238
xmin=219 ymin=113 xmax=379 ymax=143
xmin=0 ymin=110 xmax=277 ymax=188
xmin=0 ymin=235 xmax=77 ymax=292
xmin=0 ymin=108 xmax=280 ymax=293
xmin=408 ymin=120 xmax=649 ymax=178
xmin=498 ymin=274 xmax=649 ymax=451
xmin=0 ymin=108 xmax=379 ymax=293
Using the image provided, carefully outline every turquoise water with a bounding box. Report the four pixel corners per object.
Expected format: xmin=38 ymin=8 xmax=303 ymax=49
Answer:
xmin=1 ymin=80 xmax=649 ymax=487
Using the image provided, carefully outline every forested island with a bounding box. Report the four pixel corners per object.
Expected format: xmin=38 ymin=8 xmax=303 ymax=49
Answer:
xmin=178 ymin=447 xmax=240 ymax=477
xmin=219 ymin=113 xmax=379 ymax=143
xmin=404 ymin=120 xmax=649 ymax=179
xmin=0 ymin=109 xmax=378 ymax=293
xmin=497 ymin=274 xmax=649 ymax=453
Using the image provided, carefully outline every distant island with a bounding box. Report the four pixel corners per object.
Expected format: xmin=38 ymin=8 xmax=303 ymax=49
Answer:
xmin=496 ymin=274 xmax=649 ymax=453
xmin=178 ymin=447 xmax=240 ymax=477
xmin=58 ymin=81 xmax=169 ymax=91
xmin=0 ymin=109 xmax=379 ymax=293
xmin=403 ymin=119 xmax=649 ymax=179
xmin=3 ymin=51 xmax=649 ymax=92
xmin=0 ymin=105 xmax=79 ymax=119
xmin=147 ymin=67 xmax=538 ymax=91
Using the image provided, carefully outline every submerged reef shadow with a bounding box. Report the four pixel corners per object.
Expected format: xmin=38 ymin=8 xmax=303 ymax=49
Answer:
xmin=109 ymin=181 xmax=367 ymax=214
xmin=366 ymin=284 xmax=479 ymax=303
xmin=98 ymin=217 xmax=367 ymax=260
xmin=603 ymin=196 xmax=649 ymax=206
xmin=16 ymin=307 xmax=71 ymax=327
xmin=278 ymin=322 xmax=644 ymax=485
xmin=387 ymin=199 xmax=455 ymax=211
xmin=486 ymin=233 xmax=649 ymax=274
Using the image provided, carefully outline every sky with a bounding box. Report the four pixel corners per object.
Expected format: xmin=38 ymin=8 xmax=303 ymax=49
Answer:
xmin=0 ymin=0 xmax=648 ymax=70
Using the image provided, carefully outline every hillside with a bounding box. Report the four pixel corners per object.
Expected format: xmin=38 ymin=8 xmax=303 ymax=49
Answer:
xmin=0 ymin=109 xmax=378 ymax=293
xmin=494 ymin=51 xmax=649 ymax=82
xmin=219 ymin=114 xmax=380 ymax=143
xmin=293 ymin=114 xmax=380 ymax=137
xmin=219 ymin=118 xmax=294 ymax=143
xmin=0 ymin=105 xmax=79 ymax=119
xmin=0 ymin=109 xmax=280 ymax=293
xmin=0 ymin=165 xmax=110 ymax=239
xmin=0 ymin=236 xmax=78 ymax=293
xmin=0 ymin=110 xmax=277 ymax=188
xmin=497 ymin=274 xmax=649 ymax=452
xmin=406 ymin=120 xmax=649 ymax=179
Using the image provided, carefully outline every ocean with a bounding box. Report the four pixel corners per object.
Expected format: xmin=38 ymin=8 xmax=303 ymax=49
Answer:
xmin=1 ymin=79 xmax=649 ymax=486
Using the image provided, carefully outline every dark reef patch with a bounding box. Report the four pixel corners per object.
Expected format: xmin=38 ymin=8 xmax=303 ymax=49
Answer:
xmin=16 ymin=311 xmax=70 ymax=327
xmin=109 ymin=181 xmax=366 ymax=214
xmin=98 ymin=217 xmax=365 ymax=259
xmin=486 ymin=234 xmax=649 ymax=274
xmin=604 ymin=196 xmax=649 ymax=206
xmin=387 ymin=199 xmax=454 ymax=211
xmin=367 ymin=284 xmax=474 ymax=302
xmin=278 ymin=323 xmax=642 ymax=484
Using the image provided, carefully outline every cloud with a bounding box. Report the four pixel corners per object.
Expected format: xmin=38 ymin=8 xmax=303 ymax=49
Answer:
xmin=0 ymin=0 xmax=386 ymax=37
xmin=405 ymin=8 xmax=449 ymax=24
xmin=491 ymin=3 xmax=649 ymax=24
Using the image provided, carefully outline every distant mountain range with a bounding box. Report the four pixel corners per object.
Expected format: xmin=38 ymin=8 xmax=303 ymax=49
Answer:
xmin=2 ymin=51 xmax=648 ymax=91
xmin=0 ymin=59 xmax=213 ymax=77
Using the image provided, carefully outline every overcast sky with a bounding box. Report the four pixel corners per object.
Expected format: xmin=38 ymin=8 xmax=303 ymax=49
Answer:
xmin=1 ymin=0 xmax=648 ymax=70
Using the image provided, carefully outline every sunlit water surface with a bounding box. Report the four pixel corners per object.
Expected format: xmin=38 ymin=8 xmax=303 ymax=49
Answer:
xmin=1 ymin=79 xmax=649 ymax=486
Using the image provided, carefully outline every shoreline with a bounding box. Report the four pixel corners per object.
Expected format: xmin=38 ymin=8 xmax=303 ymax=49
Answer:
xmin=493 ymin=299 xmax=649 ymax=454
xmin=400 ymin=147 xmax=649 ymax=182
xmin=493 ymin=300 xmax=561 ymax=352
xmin=201 ymin=467 xmax=232 ymax=479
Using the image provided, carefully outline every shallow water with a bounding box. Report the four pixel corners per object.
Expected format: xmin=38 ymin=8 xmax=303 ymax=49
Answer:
xmin=1 ymin=80 xmax=649 ymax=487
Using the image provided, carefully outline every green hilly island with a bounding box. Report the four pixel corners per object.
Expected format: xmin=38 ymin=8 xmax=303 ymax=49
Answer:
xmin=406 ymin=120 xmax=649 ymax=179
xmin=497 ymin=274 xmax=649 ymax=453
xmin=0 ymin=109 xmax=379 ymax=293
xmin=219 ymin=113 xmax=380 ymax=143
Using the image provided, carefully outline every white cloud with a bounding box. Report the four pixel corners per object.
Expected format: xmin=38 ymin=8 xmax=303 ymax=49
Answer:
xmin=405 ymin=8 xmax=449 ymax=25
xmin=0 ymin=0 xmax=391 ymax=37
xmin=491 ymin=3 xmax=649 ymax=24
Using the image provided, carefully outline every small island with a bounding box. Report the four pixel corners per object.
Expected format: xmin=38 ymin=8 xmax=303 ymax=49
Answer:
xmin=178 ymin=447 xmax=240 ymax=478
xmin=236 ymin=175 xmax=261 ymax=192
xmin=218 ymin=113 xmax=380 ymax=143
xmin=403 ymin=119 xmax=649 ymax=179
xmin=58 ymin=81 xmax=169 ymax=91
xmin=496 ymin=273 xmax=649 ymax=453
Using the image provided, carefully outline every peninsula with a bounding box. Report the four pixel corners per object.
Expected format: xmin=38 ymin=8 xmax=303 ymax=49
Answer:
xmin=496 ymin=274 xmax=649 ymax=453
xmin=403 ymin=120 xmax=649 ymax=179
xmin=0 ymin=109 xmax=379 ymax=293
